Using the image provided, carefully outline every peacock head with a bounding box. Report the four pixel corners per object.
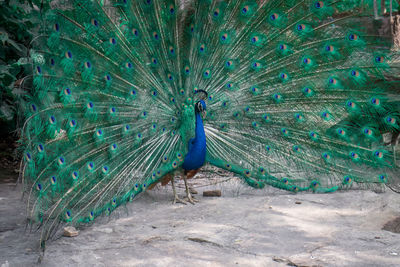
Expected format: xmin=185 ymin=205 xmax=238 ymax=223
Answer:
xmin=195 ymin=100 xmax=207 ymax=118
xmin=194 ymin=89 xmax=208 ymax=118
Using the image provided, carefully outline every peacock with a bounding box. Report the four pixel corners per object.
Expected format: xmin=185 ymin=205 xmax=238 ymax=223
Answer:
xmin=20 ymin=0 xmax=400 ymax=248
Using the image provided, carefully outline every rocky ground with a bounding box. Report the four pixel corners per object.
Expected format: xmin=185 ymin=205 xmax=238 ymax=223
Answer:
xmin=1 ymin=164 xmax=400 ymax=267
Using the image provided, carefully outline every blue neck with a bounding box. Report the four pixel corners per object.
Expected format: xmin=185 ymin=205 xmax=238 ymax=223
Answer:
xmin=194 ymin=113 xmax=206 ymax=145
xmin=182 ymin=112 xmax=206 ymax=171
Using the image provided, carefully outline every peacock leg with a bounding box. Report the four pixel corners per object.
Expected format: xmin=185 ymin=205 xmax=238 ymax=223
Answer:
xmin=183 ymin=173 xmax=199 ymax=204
xmin=171 ymin=175 xmax=186 ymax=205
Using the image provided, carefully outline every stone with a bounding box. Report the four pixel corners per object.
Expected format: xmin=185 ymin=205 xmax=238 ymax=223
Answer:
xmin=203 ymin=190 xmax=221 ymax=197
xmin=63 ymin=226 xmax=79 ymax=237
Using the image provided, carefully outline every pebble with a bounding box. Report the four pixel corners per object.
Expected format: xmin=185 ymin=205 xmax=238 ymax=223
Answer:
xmin=63 ymin=226 xmax=79 ymax=237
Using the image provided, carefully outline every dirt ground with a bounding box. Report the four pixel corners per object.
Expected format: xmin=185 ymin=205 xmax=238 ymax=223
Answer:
xmin=1 ymin=166 xmax=400 ymax=267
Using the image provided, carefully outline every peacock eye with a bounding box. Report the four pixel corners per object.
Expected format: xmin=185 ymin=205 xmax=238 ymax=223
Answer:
xmin=153 ymin=32 xmax=159 ymax=40
xmin=169 ymin=4 xmax=175 ymax=14
xmin=213 ymin=8 xmax=220 ymax=17
xmin=314 ymin=1 xmax=323 ymax=8
xmin=348 ymin=33 xmax=358 ymax=41
xmin=91 ymin=18 xmax=99 ymax=27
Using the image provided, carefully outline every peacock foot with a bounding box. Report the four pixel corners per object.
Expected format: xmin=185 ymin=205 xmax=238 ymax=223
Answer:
xmin=184 ymin=193 xmax=199 ymax=205
xmin=173 ymin=194 xmax=187 ymax=205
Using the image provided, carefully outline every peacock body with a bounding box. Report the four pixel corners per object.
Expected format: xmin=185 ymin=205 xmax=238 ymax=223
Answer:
xmin=21 ymin=0 xmax=400 ymax=246
xmin=182 ymin=99 xmax=207 ymax=171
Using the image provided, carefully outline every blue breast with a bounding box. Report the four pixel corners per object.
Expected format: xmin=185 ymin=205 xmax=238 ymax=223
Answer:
xmin=182 ymin=113 xmax=206 ymax=171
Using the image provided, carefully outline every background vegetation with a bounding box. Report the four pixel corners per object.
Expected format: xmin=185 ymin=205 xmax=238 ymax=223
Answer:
xmin=0 ymin=0 xmax=49 ymax=137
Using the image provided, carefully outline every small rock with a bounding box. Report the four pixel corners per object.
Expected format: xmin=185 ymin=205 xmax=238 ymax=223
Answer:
xmin=203 ymin=190 xmax=221 ymax=197
xmin=63 ymin=226 xmax=79 ymax=237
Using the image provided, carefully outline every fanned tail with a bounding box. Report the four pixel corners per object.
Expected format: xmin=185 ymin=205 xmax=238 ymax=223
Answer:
xmin=20 ymin=0 xmax=400 ymax=249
